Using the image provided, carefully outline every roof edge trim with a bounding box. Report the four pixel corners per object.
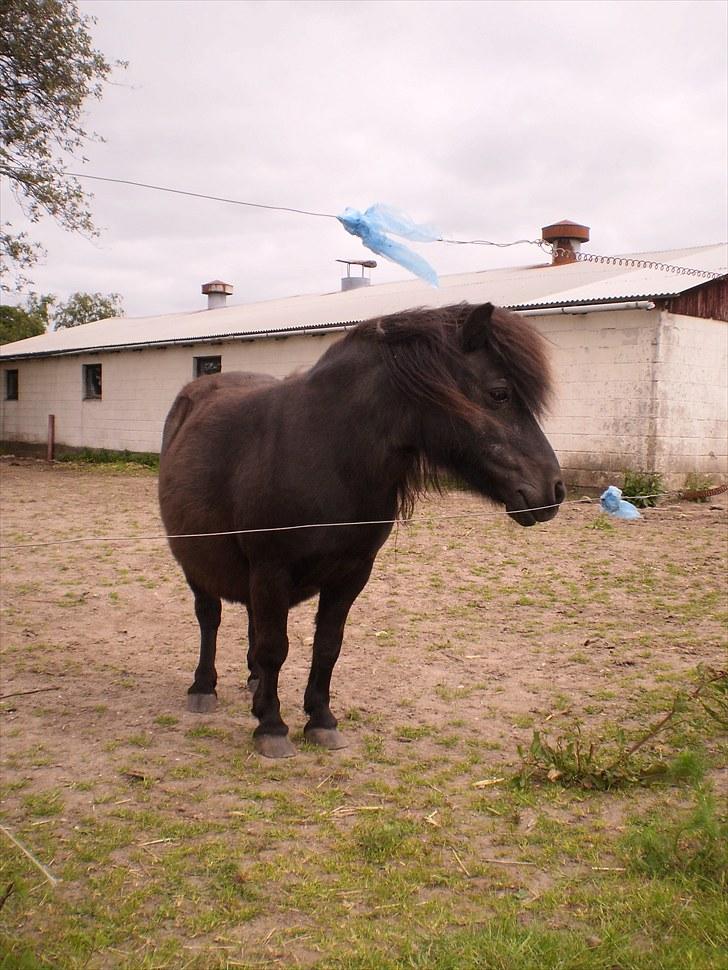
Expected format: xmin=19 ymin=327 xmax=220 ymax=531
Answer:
xmin=0 ymin=322 xmax=355 ymax=361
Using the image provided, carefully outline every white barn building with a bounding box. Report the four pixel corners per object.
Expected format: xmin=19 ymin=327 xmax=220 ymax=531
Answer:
xmin=1 ymin=232 xmax=726 ymax=489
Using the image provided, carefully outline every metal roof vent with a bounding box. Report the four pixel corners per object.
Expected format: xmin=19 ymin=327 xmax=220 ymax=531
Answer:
xmin=201 ymin=279 xmax=233 ymax=309
xmin=541 ymin=220 xmax=590 ymax=265
xmin=337 ymin=258 xmax=376 ymax=292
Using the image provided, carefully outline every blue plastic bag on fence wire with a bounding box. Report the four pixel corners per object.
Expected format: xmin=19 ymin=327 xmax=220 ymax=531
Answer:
xmin=338 ymin=204 xmax=441 ymax=287
xmin=600 ymin=485 xmax=642 ymax=520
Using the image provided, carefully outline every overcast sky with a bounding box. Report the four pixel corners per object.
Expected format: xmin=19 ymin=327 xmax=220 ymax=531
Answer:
xmin=3 ymin=0 xmax=727 ymax=317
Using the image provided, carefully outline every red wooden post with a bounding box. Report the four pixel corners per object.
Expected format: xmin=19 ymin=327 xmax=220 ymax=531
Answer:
xmin=47 ymin=414 xmax=55 ymax=462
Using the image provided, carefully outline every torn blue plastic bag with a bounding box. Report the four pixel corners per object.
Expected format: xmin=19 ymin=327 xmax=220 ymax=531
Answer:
xmin=600 ymin=485 xmax=642 ymax=520
xmin=338 ymin=204 xmax=441 ymax=287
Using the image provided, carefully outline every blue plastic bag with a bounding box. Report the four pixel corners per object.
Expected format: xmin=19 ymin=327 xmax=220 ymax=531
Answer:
xmin=600 ymin=485 xmax=642 ymax=520
xmin=338 ymin=204 xmax=441 ymax=287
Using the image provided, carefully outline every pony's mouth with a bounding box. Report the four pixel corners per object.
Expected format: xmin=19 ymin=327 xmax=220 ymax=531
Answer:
xmin=506 ymin=492 xmax=561 ymax=527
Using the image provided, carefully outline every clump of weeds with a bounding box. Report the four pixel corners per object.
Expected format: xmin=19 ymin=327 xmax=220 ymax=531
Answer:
xmin=622 ymin=469 xmax=665 ymax=508
xmin=515 ymin=667 xmax=726 ymax=790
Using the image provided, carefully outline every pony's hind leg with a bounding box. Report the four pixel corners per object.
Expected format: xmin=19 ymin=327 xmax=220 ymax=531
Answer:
xmin=187 ymin=583 xmax=222 ymax=713
xmin=304 ymin=562 xmax=374 ymax=750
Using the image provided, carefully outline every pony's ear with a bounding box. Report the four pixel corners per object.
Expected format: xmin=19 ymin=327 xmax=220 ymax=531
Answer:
xmin=461 ymin=303 xmax=494 ymax=352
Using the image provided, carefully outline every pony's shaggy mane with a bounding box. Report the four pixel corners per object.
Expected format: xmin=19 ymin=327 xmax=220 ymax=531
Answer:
xmin=353 ymin=302 xmax=552 ymax=420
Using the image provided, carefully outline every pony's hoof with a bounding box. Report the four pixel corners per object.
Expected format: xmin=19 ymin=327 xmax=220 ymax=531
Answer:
xmin=304 ymin=727 xmax=348 ymax=750
xmin=254 ymin=734 xmax=296 ymax=759
xmin=187 ymin=692 xmax=218 ymax=713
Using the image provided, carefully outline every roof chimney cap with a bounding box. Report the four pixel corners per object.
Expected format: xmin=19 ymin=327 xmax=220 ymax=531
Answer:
xmin=201 ymin=279 xmax=233 ymax=310
xmin=541 ymin=220 xmax=590 ymax=265
xmin=541 ymin=220 xmax=590 ymax=244
xmin=201 ymin=280 xmax=234 ymax=295
xmin=337 ymin=258 xmax=376 ymax=291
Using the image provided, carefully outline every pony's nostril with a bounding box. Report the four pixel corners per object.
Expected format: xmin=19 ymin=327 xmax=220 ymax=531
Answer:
xmin=554 ymin=480 xmax=566 ymax=504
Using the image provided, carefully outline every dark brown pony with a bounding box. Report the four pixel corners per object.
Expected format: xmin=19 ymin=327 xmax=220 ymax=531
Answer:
xmin=159 ymin=302 xmax=564 ymax=757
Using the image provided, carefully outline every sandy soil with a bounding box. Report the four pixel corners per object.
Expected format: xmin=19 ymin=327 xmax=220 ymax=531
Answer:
xmin=1 ymin=459 xmax=726 ymax=763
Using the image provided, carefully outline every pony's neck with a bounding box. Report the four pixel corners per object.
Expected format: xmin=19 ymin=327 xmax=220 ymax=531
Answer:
xmin=307 ymin=339 xmax=427 ymax=513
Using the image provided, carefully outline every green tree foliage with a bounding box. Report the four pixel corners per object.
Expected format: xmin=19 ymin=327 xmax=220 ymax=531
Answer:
xmin=0 ymin=294 xmax=53 ymax=344
xmin=0 ymin=290 xmax=123 ymax=342
xmin=53 ymin=291 xmax=124 ymax=328
xmin=0 ymin=0 xmax=124 ymax=289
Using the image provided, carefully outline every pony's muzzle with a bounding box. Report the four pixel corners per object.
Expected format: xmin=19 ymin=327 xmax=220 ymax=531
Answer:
xmin=507 ymin=479 xmax=565 ymax=527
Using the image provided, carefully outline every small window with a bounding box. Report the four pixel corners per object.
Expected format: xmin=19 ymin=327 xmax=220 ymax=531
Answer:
xmin=194 ymin=355 xmax=222 ymax=378
xmin=83 ymin=363 xmax=102 ymax=399
xmin=5 ymin=369 xmax=18 ymax=401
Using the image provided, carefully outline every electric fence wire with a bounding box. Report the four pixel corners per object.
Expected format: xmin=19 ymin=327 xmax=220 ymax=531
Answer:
xmin=1 ymin=490 xmax=724 ymax=553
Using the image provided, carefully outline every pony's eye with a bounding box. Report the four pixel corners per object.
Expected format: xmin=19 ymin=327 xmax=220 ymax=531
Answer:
xmin=489 ymin=386 xmax=510 ymax=404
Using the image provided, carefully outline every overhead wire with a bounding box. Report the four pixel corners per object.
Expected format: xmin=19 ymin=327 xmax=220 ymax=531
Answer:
xmin=65 ymin=171 xmax=725 ymax=279
xmin=65 ymin=172 xmax=338 ymax=220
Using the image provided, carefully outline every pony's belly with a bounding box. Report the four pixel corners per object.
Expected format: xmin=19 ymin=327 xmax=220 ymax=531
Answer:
xmin=169 ymin=536 xmax=251 ymax=603
xmin=289 ymin=584 xmax=320 ymax=607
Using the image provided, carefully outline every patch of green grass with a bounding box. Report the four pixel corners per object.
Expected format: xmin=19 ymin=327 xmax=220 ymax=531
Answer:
xmin=362 ymin=734 xmax=386 ymax=760
xmin=621 ymin=791 xmax=727 ymax=887
xmin=0 ymin=944 xmax=51 ymax=970
xmin=666 ymin=748 xmax=708 ymax=785
xmin=315 ymin=897 xmax=728 ymax=970
xmin=350 ymin=817 xmax=421 ymax=865
xmin=587 ymin=513 xmax=614 ymax=531
xmin=57 ymin=447 xmax=159 ymax=470
xmin=153 ymin=714 xmax=178 ymax=728
xmin=22 ymin=789 xmax=63 ymax=817
xmin=512 ymin=714 xmax=535 ymax=729
xmin=396 ymin=725 xmax=431 ymax=741
xmin=185 ymin=725 xmax=230 ymax=741
xmin=126 ymin=732 xmax=153 ymax=748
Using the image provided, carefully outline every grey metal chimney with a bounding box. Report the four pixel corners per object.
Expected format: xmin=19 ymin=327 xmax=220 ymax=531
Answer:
xmin=201 ymin=279 xmax=233 ymax=309
xmin=541 ymin=220 xmax=590 ymax=265
xmin=337 ymin=259 xmax=376 ymax=291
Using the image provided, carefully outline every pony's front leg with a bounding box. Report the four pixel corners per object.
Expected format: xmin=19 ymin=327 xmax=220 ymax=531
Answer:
xmin=248 ymin=566 xmax=295 ymax=759
xmin=187 ymin=583 xmax=221 ymax=713
xmin=304 ymin=562 xmax=373 ymax=750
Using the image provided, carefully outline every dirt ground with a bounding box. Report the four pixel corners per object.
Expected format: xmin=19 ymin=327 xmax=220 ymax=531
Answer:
xmin=0 ymin=458 xmax=726 ymax=968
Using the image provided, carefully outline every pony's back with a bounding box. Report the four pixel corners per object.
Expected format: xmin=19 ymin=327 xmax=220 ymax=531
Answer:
xmin=161 ymin=371 xmax=276 ymax=454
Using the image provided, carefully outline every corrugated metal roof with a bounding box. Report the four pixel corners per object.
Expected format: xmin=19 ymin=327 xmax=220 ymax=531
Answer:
xmin=2 ymin=243 xmax=725 ymax=360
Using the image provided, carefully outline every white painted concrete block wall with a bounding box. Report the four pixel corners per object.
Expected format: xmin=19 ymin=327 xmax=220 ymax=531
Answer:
xmin=653 ymin=312 xmax=728 ymax=485
xmin=539 ymin=310 xmax=658 ymax=487
xmin=0 ymin=332 xmax=343 ymax=453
